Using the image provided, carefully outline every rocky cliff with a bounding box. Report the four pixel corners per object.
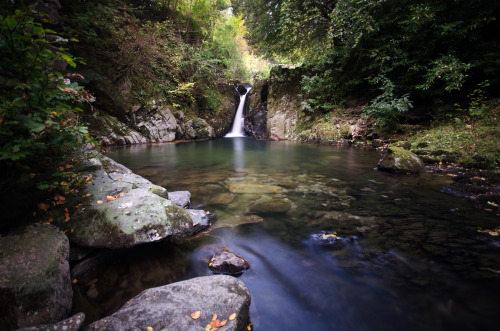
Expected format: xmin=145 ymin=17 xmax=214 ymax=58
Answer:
xmin=31 ymin=0 xmax=239 ymax=146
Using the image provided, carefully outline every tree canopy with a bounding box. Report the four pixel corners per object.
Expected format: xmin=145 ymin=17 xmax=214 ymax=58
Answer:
xmin=233 ymin=0 xmax=500 ymax=123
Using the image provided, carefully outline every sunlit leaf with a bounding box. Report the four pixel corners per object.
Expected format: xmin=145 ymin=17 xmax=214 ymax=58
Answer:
xmin=229 ymin=313 xmax=236 ymax=321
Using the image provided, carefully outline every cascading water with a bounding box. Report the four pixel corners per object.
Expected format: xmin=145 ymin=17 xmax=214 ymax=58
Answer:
xmin=225 ymin=86 xmax=251 ymax=137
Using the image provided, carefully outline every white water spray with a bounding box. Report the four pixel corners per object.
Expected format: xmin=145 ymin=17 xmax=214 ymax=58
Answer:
xmin=225 ymin=86 xmax=251 ymax=137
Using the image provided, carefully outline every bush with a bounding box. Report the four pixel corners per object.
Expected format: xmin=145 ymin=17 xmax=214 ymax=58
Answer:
xmin=0 ymin=9 xmax=94 ymax=177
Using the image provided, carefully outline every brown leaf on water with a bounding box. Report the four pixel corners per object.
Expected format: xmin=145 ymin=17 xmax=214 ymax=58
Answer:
xmin=191 ymin=310 xmax=201 ymax=320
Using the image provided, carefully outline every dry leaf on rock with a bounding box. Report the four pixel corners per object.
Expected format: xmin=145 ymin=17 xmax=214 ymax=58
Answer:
xmin=191 ymin=310 xmax=201 ymax=319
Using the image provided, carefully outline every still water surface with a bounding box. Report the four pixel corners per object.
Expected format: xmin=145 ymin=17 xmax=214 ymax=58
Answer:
xmin=101 ymin=138 xmax=500 ymax=330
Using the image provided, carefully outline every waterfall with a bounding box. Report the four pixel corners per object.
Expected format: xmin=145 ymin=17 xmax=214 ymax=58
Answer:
xmin=225 ymin=86 xmax=251 ymax=137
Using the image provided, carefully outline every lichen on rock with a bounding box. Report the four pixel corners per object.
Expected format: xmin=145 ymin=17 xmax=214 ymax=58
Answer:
xmin=64 ymin=154 xmax=210 ymax=248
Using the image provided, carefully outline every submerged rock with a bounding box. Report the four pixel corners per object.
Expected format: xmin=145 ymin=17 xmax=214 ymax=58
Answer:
xmin=64 ymin=155 xmax=209 ymax=248
xmin=212 ymin=215 xmax=264 ymax=229
xmin=85 ymin=275 xmax=251 ymax=331
xmin=209 ymin=249 xmax=250 ymax=276
xmin=0 ymin=224 xmax=72 ymax=328
xmin=17 ymin=312 xmax=85 ymax=331
xmin=209 ymin=192 xmax=235 ymax=205
xmin=249 ymin=197 xmax=292 ymax=214
xmin=309 ymin=232 xmax=348 ymax=249
xmin=378 ymin=146 xmax=424 ymax=174
xmin=228 ymin=182 xmax=284 ymax=194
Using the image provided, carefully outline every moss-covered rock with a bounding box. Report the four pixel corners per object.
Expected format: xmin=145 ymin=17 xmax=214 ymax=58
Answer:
xmin=0 ymin=224 xmax=72 ymax=329
xmin=378 ymin=146 xmax=424 ymax=174
xmin=62 ymin=154 xmax=210 ymax=248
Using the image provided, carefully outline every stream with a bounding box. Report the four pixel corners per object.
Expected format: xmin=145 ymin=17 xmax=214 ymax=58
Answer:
xmin=77 ymin=138 xmax=500 ymax=330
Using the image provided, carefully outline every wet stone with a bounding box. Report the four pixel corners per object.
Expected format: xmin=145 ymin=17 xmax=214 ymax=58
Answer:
xmin=209 ymin=192 xmax=235 ymax=205
xmin=209 ymin=249 xmax=250 ymax=276
xmin=309 ymin=232 xmax=349 ymax=249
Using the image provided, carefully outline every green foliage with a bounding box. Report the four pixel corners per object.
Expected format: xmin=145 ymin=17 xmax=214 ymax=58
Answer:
xmin=235 ymin=0 xmax=500 ymax=123
xmin=0 ymin=9 xmax=94 ymax=172
xmin=364 ymin=76 xmax=413 ymax=127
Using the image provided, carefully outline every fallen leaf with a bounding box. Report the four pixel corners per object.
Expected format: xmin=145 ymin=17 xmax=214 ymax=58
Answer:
xmin=219 ymin=320 xmax=227 ymax=327
xmin=96 ymin=200 xmax=103 ymax=205
xmin=229 ymin=313 xmax=236 ymax=321
xmin=191 ymin=310 xmax=201 ymax=319
xmin=116 ymin=177 xmax=122 ymax=181
xmin=206 ymin=211 xmax=210 ymax=215
xmin=247 ymin=323 xmax=253 ymax=330
xmin=212 ymin=313 xmax=217 ymax=321
xmin=146 ymin=327 xmax=153 ymax=331
xmin=193 ymin=222 xmax=199 ymax=226
xmin=75 ymin=204 xmax=83 ymax=209
xmin=82 ymin=193 xmax=91 ymax=198
xmin=37 ymin=203 xmax=50 ymax=211
xmin=205 ymin=324 xmax=212 ymax=331
xmin=72 ymin=279 xmax=78 ymax=284
xmin=106 ymin=196 xmax=116 ymax=202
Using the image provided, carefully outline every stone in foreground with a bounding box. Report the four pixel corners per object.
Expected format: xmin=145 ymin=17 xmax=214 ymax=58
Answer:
xmin=65 ymin=155 xmax=209 ymax=248
xmin=209 ymin=249 xmax=251 ymax=276
xmin=0 ymin=224 xmax=72 ymax=329
xmin=378 ymin=146 xmax=424 ymax=174
xmin=17 ymin=313 xmax=85 ymax=331
xmin=85 ymin=275 xmax=251 ymax=331
xmin=168 ymin=191 xmax=191 ymax=208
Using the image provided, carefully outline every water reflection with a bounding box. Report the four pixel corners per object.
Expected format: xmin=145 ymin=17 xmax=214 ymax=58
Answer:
xmin=98 ymin=139 xmax=500 ymax=330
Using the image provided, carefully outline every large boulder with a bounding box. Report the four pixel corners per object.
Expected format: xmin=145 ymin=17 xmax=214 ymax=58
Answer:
xmin=378 ymin=146 xmax=424 ymax=174
xmin=63 ymin=154 xmax=210 ymax=248
xmin=0 ymin=224 xmax=72 ymax=329
xmin=85 ymin=275 xmax=251 ymax=331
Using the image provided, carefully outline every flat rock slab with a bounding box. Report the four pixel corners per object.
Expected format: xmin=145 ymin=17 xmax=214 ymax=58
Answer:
xmin=85 ymin=275 xmax=251 ymax=331
xmin=0 ymin=224 xmax=72 ymax=328
xmin=65 ymin=155 xmax=209 ymax=248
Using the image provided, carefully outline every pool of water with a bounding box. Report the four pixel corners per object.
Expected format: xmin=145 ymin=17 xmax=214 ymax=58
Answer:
xmin=78 ymin=138 xmax=500 ymax=330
